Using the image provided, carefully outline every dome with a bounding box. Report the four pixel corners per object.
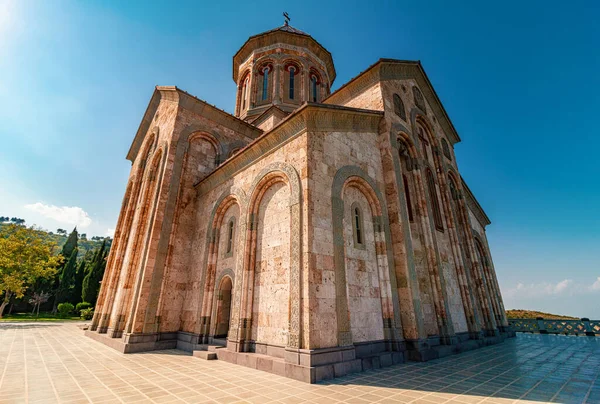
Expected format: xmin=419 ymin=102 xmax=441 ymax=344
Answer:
xmin=232 ymin=23 xmax=337 ymax=122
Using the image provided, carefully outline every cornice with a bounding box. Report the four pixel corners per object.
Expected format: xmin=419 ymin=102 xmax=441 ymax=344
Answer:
xmin=195 ymin=103 xmax=383 ymax=195
xmin=461 ymin=176 xmax=491 ymax=227
xmin=126 ymin=86 xmax=263 ymax=162
xmin=323 ymin=59 xmax=461 ymax=145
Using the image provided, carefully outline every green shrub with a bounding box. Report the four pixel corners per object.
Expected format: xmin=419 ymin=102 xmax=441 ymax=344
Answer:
xmin=80 ymin=307 xmax=94 ymax=320
xmin=57 ymin=302 xmax=75 ymax=318
xmin=76 ymin=302 xmax=92 ymax=312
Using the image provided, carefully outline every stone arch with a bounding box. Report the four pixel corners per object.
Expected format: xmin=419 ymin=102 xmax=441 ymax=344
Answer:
xmin=116 ymin=146 xmax=167 ymax=335
xmin=211 ymin=269 xmax=235 ymax=338
xmin=196 ymin=187 xmax=246 ymax=340
xmin=331 ymin=166 xmax=402 ymax=348
xmin=473 ymin=235 xmax=502 ymax=325
xmin=93 ymin=176 xmax=137 ymax=331
xmin=238 ymin=162 xmax=302 ymax=350
xmin=179 ymin=126 xmax=223 ymax=162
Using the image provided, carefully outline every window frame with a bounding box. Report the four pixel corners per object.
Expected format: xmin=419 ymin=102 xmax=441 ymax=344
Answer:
xmin=350 ymin=202 xmax=366 ymax=249
xmin=224 ymin=216 xmax=236 ymax=258
xmin=426 ymin=169 xmax=444 ymax=232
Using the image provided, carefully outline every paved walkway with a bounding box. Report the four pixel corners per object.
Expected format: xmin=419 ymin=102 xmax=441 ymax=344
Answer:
xmin=0 ymin=323 xmax=599 ymax=404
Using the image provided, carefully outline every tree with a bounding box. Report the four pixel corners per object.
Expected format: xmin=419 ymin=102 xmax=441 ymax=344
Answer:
xmin=51 ymin=228 xmax=79 ymax=312
xmin=80 ymin=233 xmax=87 ymax=240
xmin=29 ymin=291 xmax=50 ymax=318
xmin=82 ymin=240 xmax=107 ymax=306
xmin=71 ymin=256 xmax=88 ymax=305
xmin=55 ymin=248 xmax=78 ymax=305
xmin=10 ymin=217 xmax=25 ymax=225
xmin=57 ymin=229 xmax=67 ymax=236
xmin=0 ymin=224 xmax=61 ymax=318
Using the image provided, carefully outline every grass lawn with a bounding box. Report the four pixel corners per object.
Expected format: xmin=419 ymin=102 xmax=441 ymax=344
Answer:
xmin=0 ymin=312 xmax=82 ymax=322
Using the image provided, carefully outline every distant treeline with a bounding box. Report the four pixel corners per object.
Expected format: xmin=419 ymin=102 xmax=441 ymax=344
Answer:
xmin=506 ymin=309 xmax=578 ymax=320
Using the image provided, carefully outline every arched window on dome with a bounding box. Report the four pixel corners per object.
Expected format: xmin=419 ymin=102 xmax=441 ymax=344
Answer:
xmin=393 ymin=94 xmax=406 ymax=121
xmin=262 ymin=66 xmax=270 ymax=101
xmin=289 ymin=66 xmax=296 ymax=100
xmin=241 ymin=76 xmax=249 ymax=110
xmin=426 ymin=168 xmax=444 ymax=232
xmin=310 ymin=74 xmax=319 ymax=102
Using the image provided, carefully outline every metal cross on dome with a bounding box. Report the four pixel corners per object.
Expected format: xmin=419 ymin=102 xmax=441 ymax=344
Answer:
xmin=283 ymin=12 xmax=290 ymax=25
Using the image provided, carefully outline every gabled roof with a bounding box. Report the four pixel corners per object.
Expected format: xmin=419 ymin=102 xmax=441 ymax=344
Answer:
xmin=126 ymin=86 xmax=262 ymax=162
xmin=250 ymin=105 xmax=289 ymax=127
xmin=324 ymin=58 xmax=461 ymax=145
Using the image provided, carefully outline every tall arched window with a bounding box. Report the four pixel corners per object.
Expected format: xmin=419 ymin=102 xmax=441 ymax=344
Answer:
xmin=241 ymin=76 xmax=249 ymax=110
xmin=352 ymin=204 xmax=364 ymax=246
xmin=448 ymin=175 xmax=459 ymax=201
xmin=418 ymin=125 xmax=430 ymax=163
xmin=225 ymin=217 xmax=235 ymax=256
xmin=289 ymin=66 xmax=295 ymax=100
xmin=413 ymin=86 xmax=426 ymax=112
xmin=262 ymin=67 xmax=270 ymax=101
xmin=402 ymin=174 xmax=414 ymax=222
xmin=426 ymin=169 xmax=444 ymax=231
xmin=393 ymin=94 xmax=406 ymax=121
xmin=442 ymin=138 xmax=452 ymax=161
xmin=311 ymin=75 xmax=318 ymax=102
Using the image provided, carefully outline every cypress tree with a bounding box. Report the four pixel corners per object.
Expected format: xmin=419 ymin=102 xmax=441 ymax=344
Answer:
xmin=56 ymin=247 xmax=78 ymax=304
xmin=61 ymin=228 xmax=79 ymax=261
xmin=82 ymin=240 xmax=106 ymax=306
xmin=52 ymin=228 xmax=79 ymax=312
xmin=71 ymin=258 xmax=87 ymax=304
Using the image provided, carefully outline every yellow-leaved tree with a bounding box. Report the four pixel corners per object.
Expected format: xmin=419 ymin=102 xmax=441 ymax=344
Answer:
xmin=0 ymin=224 xmax=62 ymax=318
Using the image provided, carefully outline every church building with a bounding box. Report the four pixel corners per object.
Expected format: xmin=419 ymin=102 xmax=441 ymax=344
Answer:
xmin=87 ymin=21 xmax=513 ymax=383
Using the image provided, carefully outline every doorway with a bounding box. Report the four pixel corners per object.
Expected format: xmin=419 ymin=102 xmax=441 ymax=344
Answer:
xmin=214 ymin=276 xmax=233 ymax=339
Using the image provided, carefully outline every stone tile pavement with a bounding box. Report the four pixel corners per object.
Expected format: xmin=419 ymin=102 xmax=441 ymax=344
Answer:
xmin=0 ymin=323 xmax=599 ymax=403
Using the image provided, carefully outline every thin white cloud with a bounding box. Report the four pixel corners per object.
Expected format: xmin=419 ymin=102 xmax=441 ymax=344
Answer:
xmin=24 ymin=202 xmax=92 ymax=228
xmin=506 ymin=279 xmax=574 ymax=298
xmin=507 ymin=277 xmax=600 ymax=299
xmin=106 ymin=228 xmax=115 ymax=237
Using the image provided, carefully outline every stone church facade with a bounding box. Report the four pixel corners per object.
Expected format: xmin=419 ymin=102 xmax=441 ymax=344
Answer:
xmin=87 ymin=23 xmax=513 ymax=383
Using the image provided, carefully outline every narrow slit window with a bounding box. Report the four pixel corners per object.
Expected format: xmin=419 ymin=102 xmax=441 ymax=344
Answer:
xmin=289 ymin=67 xmax=295 ymax=99
xmin=354 ymin=207 xmax=363 ymax=245
xmin=403 ymin=174 xmax=414 ymax=222
xmin=262 ymin=67 xmax=269 ymax=101
xmin=226 ymin=218 xmax=235 ymax=254
xmin=311 ymin=76 xmax=318 ymax=102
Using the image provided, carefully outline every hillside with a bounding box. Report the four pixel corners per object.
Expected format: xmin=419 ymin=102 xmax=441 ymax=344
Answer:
xmin=506 ymin=309 xmax=578 ymax=320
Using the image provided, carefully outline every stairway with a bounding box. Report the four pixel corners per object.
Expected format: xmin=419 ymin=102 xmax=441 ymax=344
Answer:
xmin=192 ymin=344 xmax=226 ymax=360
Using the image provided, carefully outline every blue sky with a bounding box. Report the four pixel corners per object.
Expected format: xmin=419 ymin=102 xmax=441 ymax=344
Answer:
xmin=1 ymin=0 xmax=598 ymax=317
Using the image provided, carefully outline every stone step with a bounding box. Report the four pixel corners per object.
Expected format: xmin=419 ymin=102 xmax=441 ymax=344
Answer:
xmin=193 ymin=351 xmax=217 ymax=360
xmin=207 ymin=345 xmax=226 ymax=352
